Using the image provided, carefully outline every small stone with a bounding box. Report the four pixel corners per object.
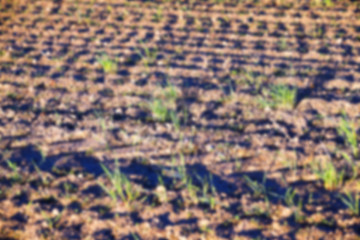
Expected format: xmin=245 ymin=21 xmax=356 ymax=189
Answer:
xmin=155 ymin=185 xmax=167 ymax=203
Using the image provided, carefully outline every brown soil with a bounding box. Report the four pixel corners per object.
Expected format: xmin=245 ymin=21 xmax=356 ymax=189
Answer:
xmin=1 ymin=0 xmax=360 ymax=239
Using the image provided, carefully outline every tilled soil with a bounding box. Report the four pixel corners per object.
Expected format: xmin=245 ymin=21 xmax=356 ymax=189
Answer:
xmin=1 ymin=0 xmax=360 ymax=239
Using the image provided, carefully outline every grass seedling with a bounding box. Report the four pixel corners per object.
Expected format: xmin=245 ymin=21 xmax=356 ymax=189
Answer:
xmin=6 ymin=160 xmax=20 ymax=182
xmin=175 ymin=153 xmax=188 ymax=186
xmin=150 ymin=83 xmax=179 ymax=123
xmin=97 ymin=55 xmax=117 ymax=74
xmin=163 ymin=83 xmax=178 ymax=106
xmin=339 ymin=191 xmax=359 ymax=215
xmin=268 ymin=84 xmax=297 ymax=110
xmin=149 ymin=99 xmax=168 ymax=122
xmin=277 ymin=38 xmax=288 ymax=51
xmin=98 ymin=158 xmax=141 ymax=206
xmin=137 ymin=42 xmax=158 ymax=71
xmin=130 ymin=232 xmax=141 ymax=240
xmin=170 ymin=110 xmax=180 ymax=132
xmin=243 ymin=174 xmax=280 ymax=201
xmin=337 ymin=116 xmax=358 ymax=158
xmin=284 ymin=187 xmax=297 ymax=207
xmin=152 ymin=7 xmax=163 ymax=22
xmin=196 ymin=174 xmax=217 ymax=210
xmin=32 ymin=161 xmax=50 ymax=186
xmin=294 ymin=197 xmax=305 ymax=223
xmin=186 ymin=177 xmax=199 ymax=204
xmin=311 ymin=159 xmax=345 ymax=190
xmin=341 ymin=152 xmax=358 ymax=179
xmin=41 ymin=210 xmax=62 ymax=230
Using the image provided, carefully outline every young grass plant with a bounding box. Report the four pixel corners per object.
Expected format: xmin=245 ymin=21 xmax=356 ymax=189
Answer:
xmin=149 ymin=99 xmax=168 ymax=122
xmin=243 ymin=174 xmax=277 ymax=199
xmin=339 ymin=191 xmax=359 ymax=215
xmin=171 ymin=154 xmax=210 ymax=206
xmin=137 ymin=42 xmax=158 ymax=72
xmin=337 ymin=116 xmax=358 ymax=158
xmin=6 ymin=160 xmax=21 ymax=182
xmin=97 ymin=55 xmax=117 ymax=74
xmin=267 ymin=84 xmax=297 ymax=110
xmin=98 ymin=159 xmax=141 ymax=206
xmin=284 ymin=187 xmax=297 ymax=207
xmin=149 ymin=83 xmax=179 ymax=123
xmin=41 ymin=210 xmax=62 ymax=231
xmin=196 ymin=174 xmax=217 ymax=210
xmin=311 ymin=159 xmax=345 ymax=190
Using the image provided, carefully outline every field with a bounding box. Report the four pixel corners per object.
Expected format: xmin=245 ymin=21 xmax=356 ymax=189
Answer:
xmin=1 ymin=0 xmax=360 ymax=239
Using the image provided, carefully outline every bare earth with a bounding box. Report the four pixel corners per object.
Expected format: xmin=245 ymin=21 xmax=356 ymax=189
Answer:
xmin=1 ymin=0 xmax=360 ymax=239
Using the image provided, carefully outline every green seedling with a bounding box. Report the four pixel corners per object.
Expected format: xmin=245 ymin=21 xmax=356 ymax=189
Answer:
xmin=337 ymin=116 xmax=358 ymax=158
xmin=186 ymin=177 xmax=200 ymax=204
xmin=130 ymin=232 xmax=141 ymax=240
xmin=313 ymin=0 xmax=333 ymax=7
xmin=277 ymin=38 xmax=288 ymax=51
xmin=196 ymin=174 xmax=217 ymax=210
xmin=163 ymin=83 xmax=178 ymax=106
xmin=41 ymin=210 xmax=62 ymax=230
xmin=6 ymin=160 xmax=21 ymax=182
xmin=294 ymin=197 xmax=305 ymax=223
xmin=97 ymin=55 xmax=117 ymax=74
xmin=136 ymin=42 xmax=158 ymax=71
xmin=339 ymin=191 xmax=359 ymax=215
xmin=150 ymin=84 xmax=179 ymax=123
xmin=341 ymin=152 xmax=358 ymax=179
xmin=32 ymin=161 xmax=50 ymax=186
xmin=149 ymin=99 xmax=168 ymax=122
xmin=98 ymin=158 xmax=141 ymax=206
xmin=170 ymin=110 xmax=180 ymax=132
xmin=243 ymin=174 xmax=279 ymax=200
xmin=152 ymin=7 xmax=163 ymax=22
xmin=240 ymin=70 xmax=263 ymax=93
xmin=284 ymin=187 xmax=297 ymax=207
xmin=174 ymin=153 xmax=188 ymax=186
xmin=268 ymin=84 xmax=297 ymax=110
xmin=244 ymin=175 xmax=267 ymax=199
xmin=311 ymin=159 xmax=345 ymax=190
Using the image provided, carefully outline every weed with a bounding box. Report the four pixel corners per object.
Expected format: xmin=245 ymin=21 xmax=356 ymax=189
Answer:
xmin=284 ymin=187 xmax=297 ymax=207
xmin=149 ymin=99 xmax=168 ymax=122
xmin=312 ymin=0 xmax=333 ymax=7
xmin=152 ymin=7 xmax=163 ymax=22
xmin=311 ymin=159 xmax=344 ymax=190
xmin=98 ymin=158 xmax=141 ymax=206
xmin=196 ymin=174 xmax=217 ymax=210
xmin=337 ymin=116 xmax=358 ymax=158
xmin=137 ymin=42 xmax=158 ymax=71
xmin=97 ymin=55 xmax=117 ymax=74
xmin=163 ymin=83 xmax=178 ymax=106
xmin=243 ymin=174 xmax=279 ymax=200
xmin=294 ymin=197 xmax=306 ymax=223
xmin=130 ymin=232 xmax=141 ymax=240
xmin=240 ymin=70 xmax=263 ymax=93
xmin=149 ymin=83 xmax=179 ymax=123
xmin=6 ymin=160 xmax=21 ymax=182
xmin=277 ymin=38 xmax=288 ymax=51
xmin=170 ymin=110 xmax=180 ymax=132
xmin=339 ymin=191 xmax=359 ymax=215
xmin=341 ymin=152 xmax=358 ymax=179
xmin=260 ymin=84 xmax=296 ymax=110
xmin=243 ymin=175 xmax=267 ymax=199
xmin=41 ymin=210 xmax=62 ymax=230
xmin=32 ymin=161 xmax=50 ymax=186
